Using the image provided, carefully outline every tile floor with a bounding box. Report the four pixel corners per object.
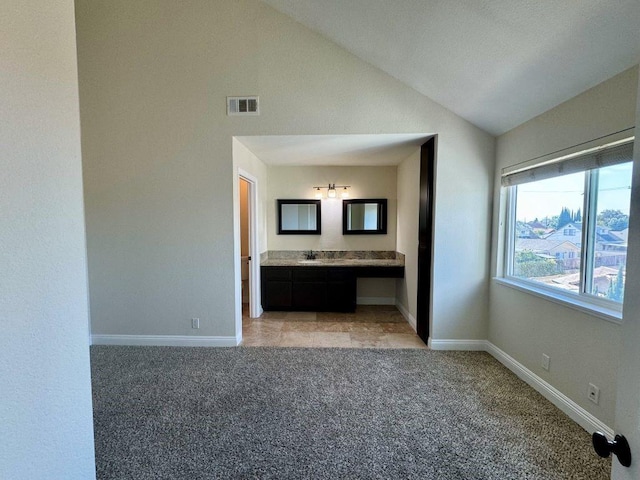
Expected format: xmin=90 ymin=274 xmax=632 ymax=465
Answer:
xmin=241 ymin=305 xmax=427 ymax=349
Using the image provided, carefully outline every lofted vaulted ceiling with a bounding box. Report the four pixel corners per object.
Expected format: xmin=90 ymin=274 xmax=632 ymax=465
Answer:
xmin=261 ymin=0 xmax=640 ymax=136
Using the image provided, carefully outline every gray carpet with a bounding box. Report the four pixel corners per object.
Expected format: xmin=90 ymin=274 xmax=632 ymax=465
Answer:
xmin=91 ymin=347 xmax=609 ymax=479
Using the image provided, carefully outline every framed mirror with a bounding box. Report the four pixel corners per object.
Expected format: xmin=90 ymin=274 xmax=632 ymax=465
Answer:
xmin=343 ymin=199 xmax=387 ymax=235
xmin=277 ymin=199 xmax=321 ymax=235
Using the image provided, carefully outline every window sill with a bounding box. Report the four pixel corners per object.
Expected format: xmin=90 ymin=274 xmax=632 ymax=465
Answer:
xmin=492 ymin=277 xmax=622 ymax=325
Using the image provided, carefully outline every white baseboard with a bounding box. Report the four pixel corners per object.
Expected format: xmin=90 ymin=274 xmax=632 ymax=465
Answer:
xmin=91 ymin=334 xmax=239 ymax=347
xmin=357 ymin=296 xmax=396 ymax=305
xmin=485 ymin=342 xmax=614 ymax=438
xmin=429 ymin=339 xmax=488 ymax=351
xmin=395 ymin=301 xmax=416 ymax=331
xmin=425 ymin=337 xmax=613 ymax=437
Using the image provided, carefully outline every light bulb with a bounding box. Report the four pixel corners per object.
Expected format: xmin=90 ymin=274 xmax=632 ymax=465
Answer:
xmin=314 ymin=188 xmax=323 ymax=199
xmin=328 ymin=187 xmax=336 ymax=198
xmin=341 ymin=187 xmax=349 ymax=198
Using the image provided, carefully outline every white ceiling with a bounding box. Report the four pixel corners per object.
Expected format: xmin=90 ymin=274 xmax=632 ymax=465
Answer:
xmin=236 ymin=134 xmax=430 ymax=166
xmin=261 ymin=0 xmax=640 ymax=135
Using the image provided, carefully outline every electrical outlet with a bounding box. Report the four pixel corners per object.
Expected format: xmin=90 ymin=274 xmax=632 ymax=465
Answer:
xmin=191 ymin=318 xmax=200 ymax=329
xmin=541 ymin=353 xmax=550 ymax=371
xmin=588 ymin=383 xmax=600 ymax=405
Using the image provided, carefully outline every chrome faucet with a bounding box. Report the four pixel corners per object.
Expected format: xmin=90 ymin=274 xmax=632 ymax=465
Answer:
xmin=305 ymin=250 xmax=316 ymax=260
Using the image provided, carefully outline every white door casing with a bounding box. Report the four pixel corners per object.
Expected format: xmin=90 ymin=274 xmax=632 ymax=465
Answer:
xmin=611 ymin=67 xmax=640 ymax=480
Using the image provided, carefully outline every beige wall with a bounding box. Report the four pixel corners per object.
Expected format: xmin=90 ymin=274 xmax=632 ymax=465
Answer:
xmin=267 ymin=166 xmax=397 ymax=251
xmin=489 ymin=66 xmax=639 ymax=428
xmin=1 ymin=0 xmax=96 ymax=477
xmin=396 ymin=149 xmax=421 ymax=325
xmin=76 ymin=0 xmax=494 ymax=341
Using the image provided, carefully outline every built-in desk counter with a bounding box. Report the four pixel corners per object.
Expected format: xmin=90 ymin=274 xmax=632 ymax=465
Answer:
xmin=260 ymin=252 xmax=404 ymax=312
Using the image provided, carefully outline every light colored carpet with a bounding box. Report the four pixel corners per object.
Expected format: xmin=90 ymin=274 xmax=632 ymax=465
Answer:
xmin=91 ymin=347 xmax=609 ymax=479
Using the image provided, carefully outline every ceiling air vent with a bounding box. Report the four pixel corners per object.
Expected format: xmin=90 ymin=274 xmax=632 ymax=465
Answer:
xmin=227 ymin=96 xmax=259 ymax=116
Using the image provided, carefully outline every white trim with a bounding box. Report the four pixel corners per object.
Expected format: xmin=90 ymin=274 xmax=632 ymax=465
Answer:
xmin=357 ymin=296 xmax=396 ymax=306
xmin=91 ymin=334 xmax=239 ymax=347
xmin=429 ymin=339 xmax=488 ymax=351
xmin=486 ymin=341 xmax=614 ymax=439
xmin=395 ymin=301 xmax=416 ymax=331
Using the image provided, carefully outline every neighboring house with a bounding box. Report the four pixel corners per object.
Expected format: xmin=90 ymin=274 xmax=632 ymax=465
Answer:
xmin=527 ymin=220 xmax=554 ymax=238
xmin=542 ymin=222 xmax=625 ymax=252
xmin=516 ymin=238 xmax=581 ymax=269
xmin=527 ymin=220 xmax=547 ymax=230
xmin=612 ymin=228 xmax=629 ymax=244
xmin=543 ymin=222 xmax=582 ymax=247
xmin=516 ymin=222 xmax=537 ymax=238
xmin=516 ymin=221 xmax=627 ymax=271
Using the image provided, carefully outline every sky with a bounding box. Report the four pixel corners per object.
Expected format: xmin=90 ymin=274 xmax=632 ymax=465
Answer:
xmin=516 ymin=162 xmax=633 ymax=223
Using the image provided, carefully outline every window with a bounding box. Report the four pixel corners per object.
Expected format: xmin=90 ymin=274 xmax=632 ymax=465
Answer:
xmin=502 ymin=138 xmax=634 ymax=314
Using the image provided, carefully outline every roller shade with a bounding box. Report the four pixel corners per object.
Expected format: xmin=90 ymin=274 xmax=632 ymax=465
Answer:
xmin=501 ymin=140 xmax=635 ymax=187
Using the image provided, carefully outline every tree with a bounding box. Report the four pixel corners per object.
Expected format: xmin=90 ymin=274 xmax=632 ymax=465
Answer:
xmin=514 ymin=251 xmax=561 ymax=278
xmin=574 ymin=208 xmax=582 ymax=223
xmin=606 ymin=264 xmax=625 ymax=302
xmin=557 ymin=207 xmax=573 ymax=228
xmin=597 ymin=209 xmax=629 ymax=231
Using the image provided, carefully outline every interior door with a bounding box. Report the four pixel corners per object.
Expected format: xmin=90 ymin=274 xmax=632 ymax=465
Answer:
xmin=610 ymin=84 xmax=640 ymax=480
xmin=416 ymin=136 xmax=436 ymax=344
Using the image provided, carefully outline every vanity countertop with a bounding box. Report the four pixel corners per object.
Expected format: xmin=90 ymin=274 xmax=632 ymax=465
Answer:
xmin=260 ymin=258 xmax=404 ymax=267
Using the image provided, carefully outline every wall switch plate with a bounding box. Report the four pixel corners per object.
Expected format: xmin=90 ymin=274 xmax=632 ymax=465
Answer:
xmin=588 ymin=383 xmax=600 ymax=405
xmin=541 ymin=353 xmax=550 ymax=371
xmin=192 ymin=318 xmax=200 ymax=329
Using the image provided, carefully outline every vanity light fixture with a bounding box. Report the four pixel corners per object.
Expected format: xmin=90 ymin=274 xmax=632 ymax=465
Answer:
xmin=312 ymin=183 xmax=350 ymax=199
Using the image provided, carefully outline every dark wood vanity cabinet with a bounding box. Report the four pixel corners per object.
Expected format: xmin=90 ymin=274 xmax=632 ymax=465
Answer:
xmin=261 ymin=267 xmax=357 ymax=312
xmin=260 ymin=268 xmax=293 ymax=310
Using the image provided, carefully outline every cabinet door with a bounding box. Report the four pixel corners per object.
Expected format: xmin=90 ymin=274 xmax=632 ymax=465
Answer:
xmin=263 ymin=281 xmax=292 ymax=309
xmin=292 ymin=282 xmax=326 ymax=310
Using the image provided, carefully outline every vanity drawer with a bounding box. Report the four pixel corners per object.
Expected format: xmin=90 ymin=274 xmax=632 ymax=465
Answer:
xmin=292 ymin=268 xmax=327 ymax=282
xmin=262 ymin=267 xmax=292 ymax=281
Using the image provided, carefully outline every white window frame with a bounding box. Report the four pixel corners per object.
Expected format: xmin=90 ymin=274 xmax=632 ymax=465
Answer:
xmin=497 ymin=134 xmax=635 ymax=323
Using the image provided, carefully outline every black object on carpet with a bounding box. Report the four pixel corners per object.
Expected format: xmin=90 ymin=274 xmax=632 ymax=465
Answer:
xmin=91 ymin=347 xmax=609 ymax=479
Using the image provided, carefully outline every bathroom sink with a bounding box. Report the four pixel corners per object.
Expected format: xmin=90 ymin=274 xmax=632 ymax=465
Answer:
xmin=298 ymin=260 xmax=322 ymax=264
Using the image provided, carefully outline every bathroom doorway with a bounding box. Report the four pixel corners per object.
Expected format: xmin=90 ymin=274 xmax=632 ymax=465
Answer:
xmin=239 ymin=177 xmax=252 ymax=315
xmin=237 ymin=169 xmax=261 ymax=322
